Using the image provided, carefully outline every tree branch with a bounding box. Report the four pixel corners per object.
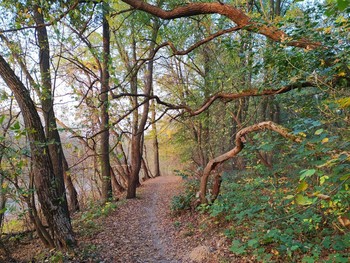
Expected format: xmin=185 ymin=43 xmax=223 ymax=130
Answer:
xmin=111 ymin=81 xmax=314 ymax=119
xmin=122 ymin=0 xmax=320 ymax=49
xmin=199 ymin=121 xmax=303 ymax=203
xmin=189 ymin=81 xmax=315 ymax=116
xmin=0 ymin=1 xmax=80 ymax=33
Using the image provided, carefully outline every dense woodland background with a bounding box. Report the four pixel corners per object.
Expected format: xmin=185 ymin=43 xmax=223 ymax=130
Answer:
xmin=0 ymin=0 xmax=349 ymax=262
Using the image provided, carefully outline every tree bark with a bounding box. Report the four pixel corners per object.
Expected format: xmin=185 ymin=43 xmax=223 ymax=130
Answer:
xmin=100 ymin=2 xmax=112 ymax=202
xmin=33 ymin=4 xmax=69 ymax=211
xmin=0 ymin=157 xmax=6 ymax=232
xmin=150 ymin=100 xmax=161 ymax=177
xmin=0 ymin=54 xmax=76 ymax=248
xmin=62 ymin=155 xmax=80 ymax=212
xmin=0 ymin=21 xmax=80 ymax=213
xmin=127 ymin=21 xmax=158 ymax=198
xmin=127 ymin=133 xmax=143 ymax=198
xmin=141 ymin=156 xmax=151 ymax=180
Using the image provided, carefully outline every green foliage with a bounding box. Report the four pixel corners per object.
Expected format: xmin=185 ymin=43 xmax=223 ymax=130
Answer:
xmin=48 ymin=250 xmax=64 ymax=263
xmin=171 ymin=194 xmax=193 ymax=213
xmin=82 ymin=201 xmax=117 ymax=220
xmin=207 ymin=160 xmax=350 ymax=261
xmin=2 ymin=218 xmax=25 ymax=233
xmin=171 ymin=171 xmax=198 ymax=214
xmin=74 ymin=201 xmax=117 ymax=237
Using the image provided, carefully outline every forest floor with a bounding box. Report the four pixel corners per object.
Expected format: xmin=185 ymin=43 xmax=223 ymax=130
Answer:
xmin=2 ymin=176 xmax=241 ymax=263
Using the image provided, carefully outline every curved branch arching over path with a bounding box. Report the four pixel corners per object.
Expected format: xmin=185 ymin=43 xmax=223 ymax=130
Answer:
xmin=122 ymin=0 xmax=320 ymax=49
xmin=199 ymin=121 xmax=303 ymax=204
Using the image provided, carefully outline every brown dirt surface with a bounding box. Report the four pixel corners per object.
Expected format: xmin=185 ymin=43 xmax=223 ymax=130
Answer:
xmin=2 ymin=175 xmax=239 ymax=262
xmin=86 ymin=175 xmax=188 ymax=262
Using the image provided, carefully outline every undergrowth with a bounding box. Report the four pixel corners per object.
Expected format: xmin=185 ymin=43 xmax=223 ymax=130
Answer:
xmin=172 ymin=168 xmax=350 ymax=262
xmin=171 ymin=170 xmax=199 ymax=214
xmin=213 ymin=171 xmax=350 ymax=262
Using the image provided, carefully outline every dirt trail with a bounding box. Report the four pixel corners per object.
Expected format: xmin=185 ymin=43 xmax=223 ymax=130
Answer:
xmin=4 ymin=175 xmax=233 ymax=262
xmin=89 ymin=176 xmax=191 ymax=263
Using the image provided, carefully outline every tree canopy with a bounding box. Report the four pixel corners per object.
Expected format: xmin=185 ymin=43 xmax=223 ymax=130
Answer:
xmin=0 ymin=0 xmax=349 ymax=261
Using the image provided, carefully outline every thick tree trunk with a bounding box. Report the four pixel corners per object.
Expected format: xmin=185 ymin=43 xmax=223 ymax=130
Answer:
xmin=0 ymin=55 xmax=76 ymax=248
xmin=126 ymin=22 xmax=158 ymax=198
xmin=202 ymin=47 xmax=211 ymax=167
xmin=127 ymin=134 xmax=142 ymax=198
xmin=127 ymin=68 xmax=140 ymax=198
xmin=2 ymin=28 xmax=80 ymax=213
xmin=33 ymin=4 xmax=68 ymax=212
xmin=100 ymin=2 xmax=112 ymax=202
xmin=28 ymin=172 xmax=54 ymax=247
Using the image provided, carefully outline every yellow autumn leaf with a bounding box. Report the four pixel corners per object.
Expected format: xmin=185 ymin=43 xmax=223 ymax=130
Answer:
xmin=324 ymin=26 xmax=332 ymax=34
xmin=338 ymin=72 xmax=346 ymax=77
xmin=299 ymin=132 xmax=307 ymax=137
xmin=271 ymin=249 xmax=279 ymax=255
xmin=337 ymin=97 xmax=350 ymax=108
xmin=322 ymin=138 xmax=329 ymax=144
xmin=297 ymin=181 xmax=308 ymax=193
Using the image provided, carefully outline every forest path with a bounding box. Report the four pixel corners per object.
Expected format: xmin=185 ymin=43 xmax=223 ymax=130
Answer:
xmin=88 ymin=176 xmax=192 ymax=263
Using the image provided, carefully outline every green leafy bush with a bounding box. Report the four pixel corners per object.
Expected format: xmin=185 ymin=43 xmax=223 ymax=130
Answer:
xmin=171 ymin=171 xmax=199 ymax=213
xmin=208 ymin=169 xmax=350 ymax=262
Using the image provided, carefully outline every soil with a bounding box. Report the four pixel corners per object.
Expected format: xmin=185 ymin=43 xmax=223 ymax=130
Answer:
xmin=87 ymin=175 xmax=189 ymax=262
xmin=1 ymin=176 xmax=238 ymax=263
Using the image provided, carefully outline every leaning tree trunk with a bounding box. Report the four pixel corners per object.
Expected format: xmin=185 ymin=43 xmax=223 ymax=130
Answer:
xmin=0 ymin=55 xmax=76 ymax=248
xmin=1 ymin=11 xmax=80 ymax=213
xmin=199 ymin=121 xmax=302 ymax=204
xmin=141 ymin=156 xmax=151 ymax=180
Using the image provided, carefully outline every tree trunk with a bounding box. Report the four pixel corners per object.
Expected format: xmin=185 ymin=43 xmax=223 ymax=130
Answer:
xmin=0 ymin=54 xmax=76 ymax=248
xmin=126 ymin=21 xmax=158 ymax=198
xmin=100 ymin=2 xmax=112 ymax=202
xmin=199 ymin=121 xmax=302 ymax=203
xmin=110 ymin=168 xmax=125 ymax=194
xmin=141 ymin=157 xmax=151 ymax=180
xmin=62 ymin=156 xmax=80 ymax=212
xmin=211 ymin=172 xmax=222 ymax=201
xmin=0 ymin=157 xmax=6 ymax=232
xmin=150 ymin=100 xmax=161 ymax=177
xmin=127 ymin=134 xmax=143 ymax=198
xmin=28 ymin=172 xmax=54 ymax=247
xmin=33 ymin=4 xmax=68 ymax=212
xmin=1 ymin=28 xmax=80 ymax=213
